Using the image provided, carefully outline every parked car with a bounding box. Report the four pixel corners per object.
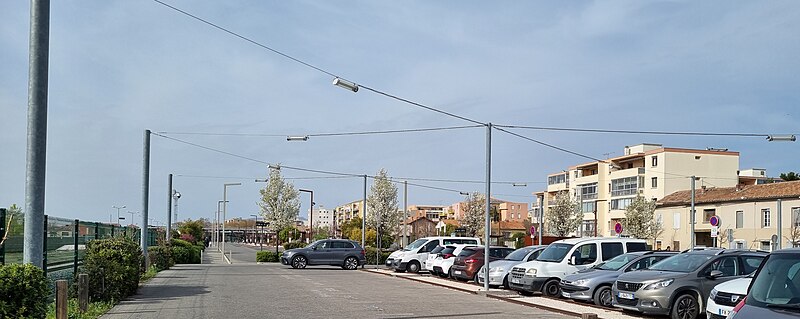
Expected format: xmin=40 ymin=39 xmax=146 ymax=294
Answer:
xmin=387 ymin=236 xmax=481 ymax=273
xmin=280 ymin=239 xmax=366 ymax=270
xmin=612 ymin=249 xmax=766 ymax=319
xmin=509 ymin=237 xmax=647 ymax=296
xmin=706 ymin=275 xmax=752 ymax=319
xmin=431 ymin=244 xmax=480 ymax=278
xmin=728 ymin=248 xmax=800 ymax=319
xmin=424 ymin=245 xmax=446 ymax=273
xmin=451 ymin=246 xmax=515 ymax=283
xmin=477 ymin=245 xmax=547 ymax=289
xmin=560 ymin=251 xmax=677 ymax=307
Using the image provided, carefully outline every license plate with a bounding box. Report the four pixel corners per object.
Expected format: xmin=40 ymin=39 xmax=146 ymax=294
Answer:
xmin=511 ymin=278 xmax=521 ymax=284
xmin=719 ymin=309 xmax=730 ymax=316
xmin=618 ymin=292 xmax=635 ymax=300
xmin=454 ymin=270 xmax=462 ymax=275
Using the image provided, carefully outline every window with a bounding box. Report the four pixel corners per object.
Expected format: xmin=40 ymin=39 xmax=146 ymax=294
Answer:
xmin=793 ymin=207 xmax=800 ymax=227
xmin=332 ymin=241 xmax=355 ymax=249
xmin=673 ymin=241 xmax=680 ymax=251
xmin=548 ymin=174 xmax=566 ymax=185
xmin=762 ymin=208 xmax=771 ymax=228
xmin=701 ymin=256 xmax=739 ymax=277
xmin=611 ymin=198 xmax=634 ymax=210
xmin=741 ymin=256 xmax=765 ymax=274
xmin=580 ymin=183 xmax=598 ymax=200
xmin=626 ymin=242 xmax=647 ymax=252
xmin=760 ymin=241 xmax=771 ymax=251
xmin=674 ymin=212 xmax=681 ymax=229
xmin=601 ymin=242 xmax=624 ymax=261
xmin=651 ymin=177 xmax=658 ymax=188
xmin=735 ymin=241 xmax=745 ymax=249
xmin=571 ymin=244 xmax=597 ymax=265
xmin=703 ymin=209 xmax=716 ymax=224
xmin=611 ymin=177 xmax=639 ymax=196
xmin=582 ymin=201 xmax=596 ymax=213
xmin=651 ymin=156 xmax=658 ymax=167
xmin=627 ymin=256 xmax=668 ymax=272
xmin=736 ymin=211 xmax=744 ymax=229
xmin=421 ymin=240 xmax=439 ymax=253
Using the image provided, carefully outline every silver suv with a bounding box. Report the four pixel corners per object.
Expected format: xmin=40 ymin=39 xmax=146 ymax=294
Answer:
xmin=612 ymin=249 xmax=766 ymax=319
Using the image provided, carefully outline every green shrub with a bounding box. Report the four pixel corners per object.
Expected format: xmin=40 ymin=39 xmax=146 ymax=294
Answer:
xmin=148 ymin=245 xmax=174 ymax=271
xmin=0 ymin=264 xmax=49 ymax=319
xmin=283 ymin=241 xmax=306 ymax=250
xmin=256 ymin=251 xmax=279 ymax=262
xmin=172 ymin=246 xmax=201 ymax=264
xmin=365 ymin=247 xmax=389 ymax=265
xmin=194 ymin=244 xmax=205 ymax=252
xmin=83 ymin=237 xmax=143 ymax=302
xmin=170 ymin=238 xmax=193 ymax=248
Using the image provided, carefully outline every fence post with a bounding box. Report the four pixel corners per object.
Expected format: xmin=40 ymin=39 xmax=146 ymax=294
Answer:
xmin=0 ymin=208 xmax=6 ymax=265
xmin=56 ymin=280 xmax=68 ymax=319
xmin=78 ymin=273 xmax=88 ymax=312
xmin=95 ymin=222 xmax=99 ymax=240
xmin=74 ymin=219 xmax=79 ymax=275
xmin=43 ymin=214 xmax=48 ymax=274
xmin=111 ymin=224 xmax=115 ymax=237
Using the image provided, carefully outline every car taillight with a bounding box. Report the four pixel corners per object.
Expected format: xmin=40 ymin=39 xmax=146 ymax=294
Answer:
xmin=361 ymin=249 xmax=365 ymax=256
xmin=728 ymin=296 xmax=746 ymax=318
xmin=465 ymin=258 xmax=476 ymax=264
xmin=443 ymin=253 xmax=454 ymax=259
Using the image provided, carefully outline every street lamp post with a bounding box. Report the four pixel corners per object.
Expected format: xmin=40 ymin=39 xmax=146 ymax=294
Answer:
xmin=113 ymin=205 xmax=126 ymax=225
xmin=222 ymin=183 xmax=241 ymax=260
xmin=216 ymin=200 xmax=228 ymax=251
xmin=299 ymin=189 xmax=314 ymax=242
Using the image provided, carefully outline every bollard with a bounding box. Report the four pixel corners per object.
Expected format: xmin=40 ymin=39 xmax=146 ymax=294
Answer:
xmin=78 ymin=273 xmax=89 ymax=312
xmin=581 ymin=313 xmax=598 ymax=319
xmin=56 ymin=280 xmax=68 ymax=319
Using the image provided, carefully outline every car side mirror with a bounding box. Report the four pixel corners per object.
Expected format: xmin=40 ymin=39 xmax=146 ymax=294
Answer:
xmin=311 ymin=246 xmax=317 ymax=250
xmin=708 ymin=270 xmax=723 ymax=279
xmin=569 ymin=256 xmax=577 ymax=265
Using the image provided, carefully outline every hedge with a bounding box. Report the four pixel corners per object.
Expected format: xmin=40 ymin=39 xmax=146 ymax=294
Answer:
xmin=365 ymin=247 xmax=390 ymax=265
xmin=83 ymin=237 xmax=143 ymax=302
xmin=0 ymin=264 xmax=49 ymax=319
xmin=256 ymin=251 xmax=279 ymax=263
xmin=148 ymin=245 xmax=175 ymax=271
xmin=283 ymin=241 xmax=306 ymax=250
xmin=172 ymin=246 xmax=201 ymax=264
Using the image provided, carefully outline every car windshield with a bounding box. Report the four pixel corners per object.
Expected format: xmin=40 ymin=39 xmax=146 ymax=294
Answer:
xmin=597 ymin=253 xmax=637 ymax=271
xmin=648 ymin=253 xmax=712 ymax=273
xmin=537 ymin=243 xmax=574 ymax=262
xmin=405 ymin=239 xmax=427 ymax=251
xmin=748 ymin=254 xmax=800 ymax=307
xmin=505 ymin=247 xmax=535 ymax=261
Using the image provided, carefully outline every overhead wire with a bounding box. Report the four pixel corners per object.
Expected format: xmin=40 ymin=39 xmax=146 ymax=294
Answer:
xmin=157 ymin=125 xmax=483 ymax=138
xmin=494 ymin=124 xmax=784 ymax=138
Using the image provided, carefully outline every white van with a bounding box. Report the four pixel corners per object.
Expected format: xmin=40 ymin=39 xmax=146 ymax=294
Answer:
xmin=387 ymin=236 xmax=481 ymax=273
xmin=508 ymin=237 xmax=647 ymax=296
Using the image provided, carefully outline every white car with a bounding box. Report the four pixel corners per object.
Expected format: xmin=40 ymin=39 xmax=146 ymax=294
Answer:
xmin=389 ymin=236 xmax=481 ymax=273
xmin=707 ymin=276 xmax=752 ymax=319
xmin=424 ymin=246 xmax=447 ymax=273
xmin=431 ymin=244 xmax=480 ymax=278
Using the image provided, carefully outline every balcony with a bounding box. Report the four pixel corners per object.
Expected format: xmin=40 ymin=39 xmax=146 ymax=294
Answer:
xmin=611 ymin=189 xmax=638 ymax=197
xmin=581 ymin=193 xmax=598 ymax=201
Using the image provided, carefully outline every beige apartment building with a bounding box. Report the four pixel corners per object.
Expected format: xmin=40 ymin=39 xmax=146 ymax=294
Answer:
xmin=536 ymin=143 xmax=741 ymax=237
xmin=443 ymin=199 xmax=529 ymax=222
xmin=656 ymin=181 xmax=800 ymax=251
xmin=333 ymin=200 xmax=365 ymax=229
xmin=407 ymin=205 xmax=447 ymax=222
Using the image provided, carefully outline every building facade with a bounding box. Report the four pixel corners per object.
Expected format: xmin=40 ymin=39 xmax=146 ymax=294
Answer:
xmin=407 ymin=205 xmax=446 ymax=222
xmin=333 ymin=200 xmax=365 ymax=229
xmin=308 ymin=207 xmax=334 ymax=229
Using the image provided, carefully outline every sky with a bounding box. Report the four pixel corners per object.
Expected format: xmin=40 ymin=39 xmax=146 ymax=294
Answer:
xmin=1 ymin=1 xmax=798 ymax=226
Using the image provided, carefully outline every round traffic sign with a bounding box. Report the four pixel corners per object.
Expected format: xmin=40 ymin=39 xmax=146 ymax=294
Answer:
xmin=614 ymin=222 xmax=623 ymax=234
xmin=530 ymin=226 xmax=537 ymax=236
xmin=709 ymin=216 xmax=719 ymax=227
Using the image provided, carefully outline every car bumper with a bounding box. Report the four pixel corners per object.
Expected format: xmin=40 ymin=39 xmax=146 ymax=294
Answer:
xmin=611 ymin=289 xmax=671 ymax=315
xmin=477 ymin=273 xmax=506 ymax=286
xmin=385 ymin=258 xmax=394 ymax=267
xmin=450 ymin=266 xmax=475 ymax=280
xmin=391 ymin=259 xmax=408 ymax=271
xmin=280 ymin=257 xmax=289 ymax=265
xmin=509 ymin=276 xmax=546 ymax=293
xmin=706 ymin=298 xmax=733 ymax=318
xmin=560 ymin=283 xmax=592 ymax=300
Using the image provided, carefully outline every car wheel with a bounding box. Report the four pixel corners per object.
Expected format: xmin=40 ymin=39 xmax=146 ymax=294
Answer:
xmin=671 ymin=293 xmax=699 ymax=319
xmin=343 ymin=257 xmax=359 ymax=270
xmin=407 ymin=261 xmax=420 ymax=273
xmin=448 ymin=269 xmax=454 ymax=279
xmin=291 ymin=256 xmax=307 ymax=269
xmin=473 ymin=274 xmax=480 ymax=284
xmin=593 ymin=286 xmax=613 ymax=307
xmin=503 ymin=275 xmax=510 ymax=290
xmin=542 ymin=279 xmax=561 ymax=297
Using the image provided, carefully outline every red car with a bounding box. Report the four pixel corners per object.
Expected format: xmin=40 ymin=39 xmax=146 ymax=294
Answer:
xmin=450 ymin=246 xmax=515 ymax=283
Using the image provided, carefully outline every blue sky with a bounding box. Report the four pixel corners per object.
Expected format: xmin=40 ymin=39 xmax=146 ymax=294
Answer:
xmin=1 ymin=1 xmax=798 ymax=225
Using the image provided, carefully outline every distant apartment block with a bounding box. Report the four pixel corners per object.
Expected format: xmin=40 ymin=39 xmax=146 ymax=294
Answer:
xmin=443 ymin=199 xmax=529 ymax=222
xmin=333 ymin=200 xmax=365 ymax=228
xmin=307 ymin=207 xmax=334 ymax=229
xmin=407 ymin=205 xmax=447 ymax=222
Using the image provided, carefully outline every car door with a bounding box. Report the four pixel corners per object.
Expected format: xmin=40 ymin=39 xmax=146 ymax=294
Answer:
xmin=698 ymin=256 xmax=741 ymax=299
xmin=418 ymin=240 xmax=440 ymax=267
xmin=568 ymin=243 xmax=598 ymax=274
xmin=309 ymin=240 xmax=333 ymax=265
xmin=330 ymin=241 xmax=354 ymax=264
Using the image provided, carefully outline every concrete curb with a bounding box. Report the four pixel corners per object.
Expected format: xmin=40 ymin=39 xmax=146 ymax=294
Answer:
xmin=363 ymin=269 xmax=585 ymax=318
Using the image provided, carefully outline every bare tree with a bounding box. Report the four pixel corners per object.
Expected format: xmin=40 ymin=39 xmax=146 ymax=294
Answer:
xmin=545 ymin=191 xmax=582 ymax=237
xmin=786 ymin=208 xmax=800 ymax=248
xmin=461 ymin=192 xmax=486 ymax=237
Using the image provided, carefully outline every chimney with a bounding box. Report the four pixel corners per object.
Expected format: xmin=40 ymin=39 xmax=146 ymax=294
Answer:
xmin=701 ymin=185 xmax=707 ymax=193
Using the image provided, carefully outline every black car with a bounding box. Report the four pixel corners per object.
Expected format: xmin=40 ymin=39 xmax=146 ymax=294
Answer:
xmin=280 ymin=239 xmax=366 ymax=270
xmin=729 ymin=248 xmax=800 ymax=318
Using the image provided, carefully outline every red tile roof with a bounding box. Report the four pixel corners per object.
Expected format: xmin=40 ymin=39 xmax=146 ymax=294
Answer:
xmin=658 ymin=180 xmax=800 ymax=207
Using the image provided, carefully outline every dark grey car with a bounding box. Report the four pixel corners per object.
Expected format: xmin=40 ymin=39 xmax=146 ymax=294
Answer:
xmin=729 ymin=248 xmax=800 ymax=318
xmin=280 ymin=239 xmax=366 ymax=270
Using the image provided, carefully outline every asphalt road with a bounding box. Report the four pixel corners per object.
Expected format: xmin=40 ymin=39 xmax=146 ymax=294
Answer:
xmin=102 ymin=244 xmax=568 ymax=319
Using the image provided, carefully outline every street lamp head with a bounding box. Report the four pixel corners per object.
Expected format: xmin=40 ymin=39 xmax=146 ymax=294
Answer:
xmin=255 ymin=179 xmax=268 ymax=183
xmin=459 ymin=192 xmax=470 ymax=196
xmin=287 ymin=135 xmax=309 ymax=141
xmin=268 ymin=164 xmax=281 ymax=170
xmin=224 ymin=182 xmax=242 ymax=187
xmin=767 ymin=134 xmax=796 ymax=142
xmin=333 ymin=77 xmax=359 ymax=92
xmin=512 ymin=183 xmax=527 ymax=187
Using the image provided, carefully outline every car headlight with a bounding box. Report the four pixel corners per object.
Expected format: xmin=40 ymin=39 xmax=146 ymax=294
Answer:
xmin=490 ymin=267 xmax=504 ymax=273
xmin=571 ymin=279 xmax=589 ymax=286
xmin=709 ymin=289 xmax=718 ymax=301
xmin=644 ymin=279 xmax=674 ymax=290
xmin=526 ymin=268 xmax=537 ymax=275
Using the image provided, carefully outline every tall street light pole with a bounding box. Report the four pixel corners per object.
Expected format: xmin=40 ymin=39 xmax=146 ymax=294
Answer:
xmin=363 ymin=175 xmax=367 ymax=251
xmin=299 ymin=189 xmax=314 ymax=242
xmin=403 ymin=180 xmax=408 ymax=248
xmin=167 ymin=174 xmax=172 ymax=241
xmin=216 ymin=200 xmax=227 ymax=250
xmin=483 ymin=123 xmax=492 ymax=292
xmin=141 ymin=129 xmax=151 ymax=268
xmin=690 ymin=176 xmax=696 ymax=249
xmin=113 ymin=205 xmax=126 ymax=225
xmin=222 ymin=183 xmax=241 ymax=260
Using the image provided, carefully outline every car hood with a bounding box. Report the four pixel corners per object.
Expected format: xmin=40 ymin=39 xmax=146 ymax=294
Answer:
xmin=563 ymin=269 xmax=618 ymax=282
xmin=284 ymin=248 xmax=306 ymax=255
xmin=714 ymin=277 xmax=752 ymax=294
xmin=617 ymin=270 xmax=690 ymax=283
xmin=388 ymin=250 xmax=404 ymax=259
xmin=489 ymin=259 xmax=525 ymax=271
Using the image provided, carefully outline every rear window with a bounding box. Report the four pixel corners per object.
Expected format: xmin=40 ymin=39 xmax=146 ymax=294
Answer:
xmin=430 ymin=246 xmax=445 ymax=254
xmin=741 ymin=255 xmax=765 ymax=274
xmin=489 ymin=248 xmax=513 ymax=258
xmin=332 ymin=241 xmax=355 ymax=249
xmin=440 ymin=247 xmax=456 ymax=255
xmin=601 ymin=243 xmax=624 ymax=261
xmin=626 ymin=242 xmax=647 ymax=252
xmin=459 ymin=239 xmax=479 ymax=245
xmin=458 ymin=248 xmax=478 ymax=257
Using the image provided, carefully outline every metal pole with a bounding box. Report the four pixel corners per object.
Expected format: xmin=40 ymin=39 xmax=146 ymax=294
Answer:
xmin=23 ymin=0 xmax=50 ymax=268
xmin=538 ymin=194 xmax=543 ymax=245
xmin=223 ymin=187 xmax=227 ymax=257
xmin=484 ymin=123 xmax=492 ymax=292
xmin=42 ymin=215 xmax=47 ymax=273
xmin=141 ymin=129 xmax=151 ymax=268
xmin=404 ymin=181 xmax=408 ymax=247
xmin=0 ymin=208 xmax=6 ymax=265
xmin=362 ymin=175 xmax=367 ymax=250
xmin=690 ymin=176 xmax=695 ymax=249
xmin=778 ymin=199 xmax=783 ymax=250
xmin=73 ymin=219 xmax=78 ymax=275
xmin=167 ymin=174 xmax=172 ymax=241
xmin=310 ymin=191 xmax=314 ymax=241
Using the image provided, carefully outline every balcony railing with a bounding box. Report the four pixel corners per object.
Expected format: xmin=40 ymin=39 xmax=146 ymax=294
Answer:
xmin=581 ymin=193 xmax=598 ymax=200
xmin=611 ymin=189 xmax=637 ymax=197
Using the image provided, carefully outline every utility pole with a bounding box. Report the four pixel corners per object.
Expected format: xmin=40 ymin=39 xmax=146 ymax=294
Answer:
xmin=690 ymin=176 xmax=695 ymax=249
xmin=777 ymin=199 xmax=783 ymax=250
xmin=362 ymin=175 xmax=367 ymax=250
xmin=141 ymin=129 xmax=151 ymax=268
xmin=167 ymin=174 xmax=172 ymax=241
xmin=538 ymin=194 xmax=543 ymax=245
xmin=483 ymin=123 xmax=492 ymax=292
xmin=404 ymin=180 xmax=408 ymax=247
xmin=23 ymin=0 xmax=50 ymax=268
